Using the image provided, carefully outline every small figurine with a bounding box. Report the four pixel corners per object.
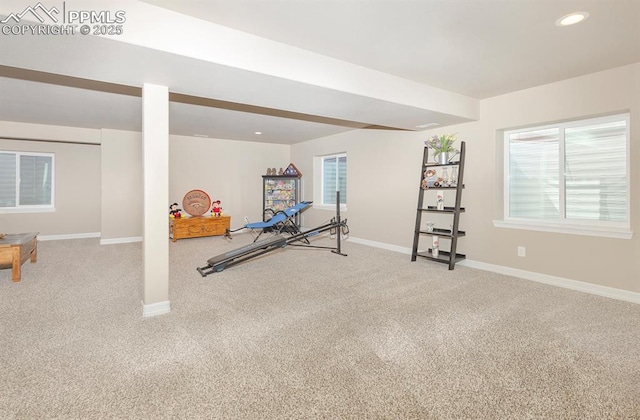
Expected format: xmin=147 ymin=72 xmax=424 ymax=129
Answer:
xmin=211 ymin=200 xmax=222 ymax=217
xmin=169 ymin=202 xmax=182 ymax=218
xmin=436 ymin=193 xmax=445 ymax=210
xmin=432 ymin=235 xmax=440 ymax=258
xmin=278 ymin=167 xmax=284 ymax=175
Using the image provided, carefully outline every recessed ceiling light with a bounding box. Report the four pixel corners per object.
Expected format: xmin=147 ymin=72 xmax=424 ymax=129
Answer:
xmin=193 ymin=134 xmax=209 ymax=138
xmin=254 ymin=131 xmax=262 ymax=135
xmin=556 ymin=11 xmax=589 ymax=26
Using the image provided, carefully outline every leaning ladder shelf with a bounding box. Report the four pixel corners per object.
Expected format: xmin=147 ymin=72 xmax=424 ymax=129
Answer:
xmin=411 ymin=141 xmax=466 ymax=270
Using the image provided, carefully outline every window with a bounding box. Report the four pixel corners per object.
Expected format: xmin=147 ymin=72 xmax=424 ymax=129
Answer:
xmin=499 ymin=113 xmax=630 ymax=238
xmin=321 ymin=153 xmax=347 ymax=206
xmin=0 ymin=151 xmax=54 ymax=212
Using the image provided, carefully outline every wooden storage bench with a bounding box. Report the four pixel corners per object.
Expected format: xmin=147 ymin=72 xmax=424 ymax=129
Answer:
xmin=0 ymin=232 xmax=38 ymax=282
xmin=170 ymin=216 xmax=230 ymax=242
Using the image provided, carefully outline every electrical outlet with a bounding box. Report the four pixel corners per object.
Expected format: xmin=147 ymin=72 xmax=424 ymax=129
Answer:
xmin=517 ymin=246 xmax=526 ymax=257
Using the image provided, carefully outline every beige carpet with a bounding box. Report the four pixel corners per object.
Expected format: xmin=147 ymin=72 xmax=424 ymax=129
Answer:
xmin=1 ymin=233 xmax=639 ymax=419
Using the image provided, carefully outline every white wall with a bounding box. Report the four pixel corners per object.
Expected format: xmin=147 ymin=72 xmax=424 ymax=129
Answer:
xmin=101 ymin=133 xmax=291 ymax=239
xmin=0 ymin=121 xmax=101 ymax=237
xmin=1 ymin=122 xmax=290 ymax=240
xmin=292 ymin=63 xmax=640 ymax=294
xmin=291 ymin=129 xmax=424 ymax=243
xmin=468 ymin=63 xmax=639 ymax=293
xmin=169 ymin=135 xmax=290 ymax=224
xmin=2 ymin=63 xmax=637 ymax=294
xmin=101 ymin=129 xmax=143 ymax=242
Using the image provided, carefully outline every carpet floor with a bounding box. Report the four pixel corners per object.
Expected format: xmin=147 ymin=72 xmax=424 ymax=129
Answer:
xmin=1 ymin=233 xmax=639 ymax=419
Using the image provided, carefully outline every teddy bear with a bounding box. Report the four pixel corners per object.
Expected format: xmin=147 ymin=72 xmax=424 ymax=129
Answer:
xmin=422 ymin=169 xmax=443 ymax=189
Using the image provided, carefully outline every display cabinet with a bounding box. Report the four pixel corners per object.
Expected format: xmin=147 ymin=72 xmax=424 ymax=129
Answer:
xmin=262 ymin=175 xmax=301 ymax=221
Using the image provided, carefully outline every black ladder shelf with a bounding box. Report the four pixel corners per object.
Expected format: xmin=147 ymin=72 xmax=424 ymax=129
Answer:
xmin=411 ymin=141 xmax=466 ymax=270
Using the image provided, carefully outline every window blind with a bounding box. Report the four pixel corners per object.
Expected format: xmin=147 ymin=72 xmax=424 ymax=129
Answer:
xmin=337 ymin=155 xmax=347 ymax=204
xmin=322 ymin=154 xmax=347 ymax=205
xmin=564 ymin=121 xmax=627 ymax=221
xmin=509 ymin=128 xmax=559 ymax=219
xmin=323 ymin=157 xmax=337 ymax=205
xmin=0 ymin=151 xmax=54 ymax=209
xmin=19 ymin=154 xmax=52 ymax=206
xmin=506 ymin=115 xmax=628 ymax=226
xmin=0 ymin=153 xmax=17 ymax=207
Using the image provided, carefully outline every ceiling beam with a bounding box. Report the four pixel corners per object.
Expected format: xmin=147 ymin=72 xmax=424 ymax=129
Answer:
xmin=0 ymin=65 xmax=410 ymax=131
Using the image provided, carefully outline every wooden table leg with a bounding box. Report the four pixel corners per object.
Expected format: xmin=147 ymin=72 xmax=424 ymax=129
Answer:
xmin=11 ymin=245 xmax=21 ymax=282
xmin=30 ymin=239 xmax=37 ymax=263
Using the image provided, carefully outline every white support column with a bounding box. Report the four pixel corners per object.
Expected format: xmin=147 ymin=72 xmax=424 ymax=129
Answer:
xmin=142 ymin=83 xmax=170 ymax=317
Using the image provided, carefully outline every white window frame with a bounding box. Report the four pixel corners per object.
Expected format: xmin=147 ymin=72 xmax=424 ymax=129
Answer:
xmin=494 ymin=113 xmax=631 ymax=239
xmin=0 ymin=151 xmax=55 ymax=213
xmin=314 ymin=153 xmax=347 ymax=210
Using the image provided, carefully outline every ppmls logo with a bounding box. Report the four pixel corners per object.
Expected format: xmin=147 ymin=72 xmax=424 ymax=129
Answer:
xmin=1 ymin=2 xmax=126 ymax=36
xmin=1 ymin=2 xmax=60 ymax=24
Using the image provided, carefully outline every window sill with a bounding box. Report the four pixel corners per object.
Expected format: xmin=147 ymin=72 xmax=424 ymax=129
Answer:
xmin=0 ymin=207 xmax=55 ymax=214
xmin=493 ymin=219 xmax=633 ymax=239
xmin=315 ymin=204 xmax=347 ymax=212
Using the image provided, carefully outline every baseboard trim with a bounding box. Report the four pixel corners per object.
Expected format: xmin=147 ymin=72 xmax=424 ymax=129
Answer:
xmin=142 ymin=300 xmax=171 ymax=318
xmin=100 ymin=236 xmax=143 ymax=245
xmin=348 ymin=236 xmax=639 ymax=305
xmin=38 ymin=232 xmax=101 ymax=241
xmin=36 ymin=234 xmax=143 ymax=244
xmin=347 ymin=236 xmax=412 ymax=255
xmin=458 ymin=260 xmax=640 ymax=305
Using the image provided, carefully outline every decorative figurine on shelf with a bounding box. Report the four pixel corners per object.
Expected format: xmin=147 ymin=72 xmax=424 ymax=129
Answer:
xmin=450 ymin=166 xmax=458 ymax=187
xmin=436 ymin=193 xmax=445 ymax=210
xmin=425 ymin=221 xmax=435 ymax=232
xmin=211 ymin=200 xmax=222 ymax=217
xmin=422 ymin=169 xmax=443 ymax=189
xmin=278 ymin=167 xmax=284 ymax=175
xmin=169 ymin=203 xmax=182 ymax=218
xmin=432 ymin=236 xmax=440 ymax=258
xmin=442 ymin=167 xmax=450 ymax=187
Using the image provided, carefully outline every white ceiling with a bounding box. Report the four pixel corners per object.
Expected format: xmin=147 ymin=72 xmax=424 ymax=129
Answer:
xmin=1 ymin=0 xmax=639 ymax=144
xmin=143 ymin=0 xmax=640 ymax=99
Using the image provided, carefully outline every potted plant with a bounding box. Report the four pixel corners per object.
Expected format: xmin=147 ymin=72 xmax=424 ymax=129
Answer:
xmin=425 ymin=133 xmax=459 ymax=164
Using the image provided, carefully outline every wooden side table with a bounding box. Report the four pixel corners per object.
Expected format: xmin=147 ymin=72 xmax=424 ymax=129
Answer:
xmin=0 ymin=232 xmax=38 ymax=282
xmin=170 ymin=216 xmax=230 ymax=242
